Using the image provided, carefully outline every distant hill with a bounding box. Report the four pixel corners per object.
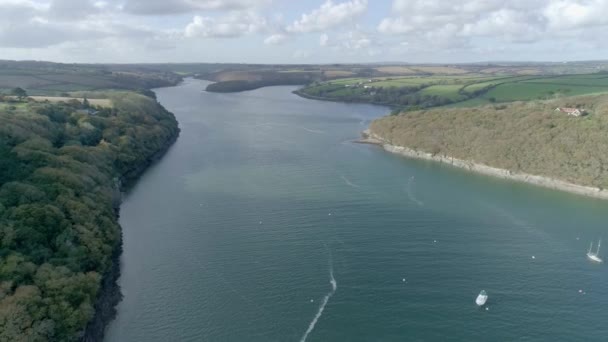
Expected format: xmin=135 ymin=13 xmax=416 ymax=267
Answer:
xmin=0 ymin=61 xmax=182 ymax=96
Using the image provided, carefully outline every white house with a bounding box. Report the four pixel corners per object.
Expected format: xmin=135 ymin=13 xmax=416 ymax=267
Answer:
xmin=555 ymin=107 xmax=585 ymax=117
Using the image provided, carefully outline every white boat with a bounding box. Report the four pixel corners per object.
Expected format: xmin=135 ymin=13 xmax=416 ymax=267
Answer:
xmin=587 ymin=239 xmax=603 ymax=263
xmin=475 ymin=290 xmax=488 ymax=306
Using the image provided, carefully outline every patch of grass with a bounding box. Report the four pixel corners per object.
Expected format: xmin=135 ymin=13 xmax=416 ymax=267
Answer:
xmin=29 ymin=96 xmax=113 ymax=108
xmin=323 ymin=70 xmax=356 ymax=78
xmin=410 ymin=66 xmax=469 ymax=74
xmin=483 ymin=83 xmax=608 ymax=102
xmin=375 ymin=66 xmax=417 ymax=75
xmin=418 ymin=85 xmax=468 ymax=101
xmin=302 ymin=70 xmax=608 ymax=109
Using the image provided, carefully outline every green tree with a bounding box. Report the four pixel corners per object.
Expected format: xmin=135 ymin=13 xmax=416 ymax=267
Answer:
xmin=11 ymin=87 xmax=27 ymax=101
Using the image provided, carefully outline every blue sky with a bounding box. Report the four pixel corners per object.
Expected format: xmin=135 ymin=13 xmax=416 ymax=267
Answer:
xmin=1 ymin=0 xmax=607 ymax=63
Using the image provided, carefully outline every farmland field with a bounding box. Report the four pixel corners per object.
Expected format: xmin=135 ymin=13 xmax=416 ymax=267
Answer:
xmin=299 ymin=72 xmax=608 ymax=109
xmin=375 ymin=66 xmax=417 ymax=74
xmin=487 ymin=83 xmax=607 ymax=101
xmin=410 ymin=66 xmax=469 ymax=74
xmin=417 ymin=85 xmax=467 ymax=101
xmin=29 ymin=96 xmax=113 ymax=107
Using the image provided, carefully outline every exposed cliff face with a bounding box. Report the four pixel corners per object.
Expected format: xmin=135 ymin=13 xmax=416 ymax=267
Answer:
xmin=364 ymin=128 xmax=608 ymax=200
xmin=81 ymin=120 xmax=180 ymax=342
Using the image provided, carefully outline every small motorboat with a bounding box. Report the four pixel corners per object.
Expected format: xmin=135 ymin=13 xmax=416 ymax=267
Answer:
xmin=476 ymin=290 xmax=488 ymax=306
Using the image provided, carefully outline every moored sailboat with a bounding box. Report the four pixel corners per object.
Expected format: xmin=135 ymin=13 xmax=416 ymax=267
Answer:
xmin=587 ymin=239 xmax=603 ymax=263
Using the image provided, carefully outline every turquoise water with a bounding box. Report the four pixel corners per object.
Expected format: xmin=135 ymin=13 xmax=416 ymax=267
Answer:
xmin=105 ymin=79 xmax=608 ymax=341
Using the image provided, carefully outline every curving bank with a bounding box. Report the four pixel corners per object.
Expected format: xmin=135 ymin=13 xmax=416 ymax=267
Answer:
xmin=363 ymin=94 xmax=608 ymax=199
xmin=0 ymin=92 xmax=179 ymax=341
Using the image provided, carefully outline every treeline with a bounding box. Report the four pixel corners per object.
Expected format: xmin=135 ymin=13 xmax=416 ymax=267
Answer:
xmin=206 ymin=79 xmax=308 ymax=92
xmin=300 ymin=83 xmax=459 ymax=109
xmin=371 ymin=86 xmax=456 ymax=108
xmin=205 ymin=71 xmax=322 ymax=93
xmin=0 ymin=93 xmax=179 ymax=340
xmin=0 ymin=61 xmax=182 ymax=98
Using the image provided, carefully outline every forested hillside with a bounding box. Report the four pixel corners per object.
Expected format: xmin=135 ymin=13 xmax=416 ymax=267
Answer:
xmin=0 ymin=60 xmax=182 ymax=97
xmin=370 ymin=94 xmax=608 ymax=189
xmin=0 ymin=93 xmax=179 ymax=341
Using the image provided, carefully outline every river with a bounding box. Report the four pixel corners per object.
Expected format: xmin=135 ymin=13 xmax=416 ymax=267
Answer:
xmin=105 ymin=78 xmax=608 ymax=341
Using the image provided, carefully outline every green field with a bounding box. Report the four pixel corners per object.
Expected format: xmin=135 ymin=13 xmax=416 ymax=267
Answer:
xmin=302 ymin=72 xmax=608 ymax=109
xmin=0 ymin=101 xmax=28 ymax=112
xmin=487 ymin=83 xmax=607 ymax=101
xmin=417 ymin=85 xmax=468 ymax=101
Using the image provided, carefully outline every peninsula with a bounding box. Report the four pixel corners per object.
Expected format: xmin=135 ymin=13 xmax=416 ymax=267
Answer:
xmin=362 ymin=93 xmax=608 ymax=199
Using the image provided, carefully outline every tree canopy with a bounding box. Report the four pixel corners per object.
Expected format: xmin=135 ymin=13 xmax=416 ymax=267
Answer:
xmin=10 ymin=87 xmax=27 ymax=100
xmin=0 ymin=92 xmax=179 ymax=341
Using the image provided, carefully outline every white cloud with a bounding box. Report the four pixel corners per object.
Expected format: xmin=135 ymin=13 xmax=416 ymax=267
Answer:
xmin=318 ymin=29 xmax=381 ymax=58
xmin=0 ymin=0 xmax=150 ymax=48
xmin=185 ymin=12 xmax=267 ymax=38
xmin=319 ymin=33 xmax=329 ymax=46
xmin=341 ymin=30 xmax=372 ymax=49
xmin=461 ymin=9 xmax=542 ymax=43
xmin=48 ymin=0 xmax=100 ymax=20
xmin=376 ymin=0 xmax=608 ymax=51
xmin=4 ymin=0 xmax=608 ymax=63
xmin=287 ymin=0 xmax=367 ymax=33
xmin=120 ymin=0 xmax=271 ymax=15
xmin=263 ymin=33 xmax=286 ymax=45
xmin=544 ymin=0 xmax=608 ymax=30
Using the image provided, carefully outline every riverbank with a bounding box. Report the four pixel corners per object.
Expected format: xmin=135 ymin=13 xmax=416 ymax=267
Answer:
xmin=82 ymin=129 xmax=179 ymax=341
xmin=292 ymin=89 xmax=397 ymax=108
xmin=360 ymin=129 xmax=608 ymax=200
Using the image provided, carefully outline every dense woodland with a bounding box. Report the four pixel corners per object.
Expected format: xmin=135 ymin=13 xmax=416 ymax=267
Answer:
xmin=0 ymin=61 xmax=182 ymax=97
xmin=296 ymin=83 xmax=457 ymax=108
xmin=204 ymin=71 xmax=322 ymax=93
xmin=295 ymin=80 xmax=507 ymax=110
xmin=370 ymin=95 xmax=608 ymax=188
xmin=0 ymin=93 xmax=179 ymax=341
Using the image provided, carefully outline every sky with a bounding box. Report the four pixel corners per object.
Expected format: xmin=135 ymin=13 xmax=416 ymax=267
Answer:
xmin=1 ymin=0 xmax=608 ymax=64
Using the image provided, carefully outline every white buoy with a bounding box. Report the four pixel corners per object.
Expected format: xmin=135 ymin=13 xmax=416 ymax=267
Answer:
xmin=310 ymin=299 xmax=314 ymax=303
xmin=485 ymin=307 xmax=489 ymax=311
xmin=532 ymin=256 xmax=535 ymax=259
xmin=433 ymin=240 xmax=437 ymax=243
xmin=402 ymin=278 xmax=406 ymax=282
xmin=328 ymin=213 xmax=332 ymax=216
xmin=579 ymin=289 xmax=583 ymax=293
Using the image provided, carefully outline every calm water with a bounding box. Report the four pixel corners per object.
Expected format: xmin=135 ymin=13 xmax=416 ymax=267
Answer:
xmin=105 ymin=79 xmax=608 ymax=341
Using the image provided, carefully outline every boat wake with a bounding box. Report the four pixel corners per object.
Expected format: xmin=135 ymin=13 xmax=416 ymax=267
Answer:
xmin=241 ymin=122 xmax=325 ymax=135
xmin=341 ymin=175 xmax=360 ymax=188
xmin=302 ymin=127 xmax=325 ymax=134
xmin=300 ymin=251 xmax=337 ymax=342
xmin=482 ymin=203 xmax=551 ymax=242
xmin=406 ymin=176 xmax=424 ymax=206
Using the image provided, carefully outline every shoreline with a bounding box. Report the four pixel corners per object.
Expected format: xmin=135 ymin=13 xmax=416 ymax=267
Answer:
xmin=82 ymin=112 xmax=180 ymax=342
xmin=292 ymin=89 xmax=396 ymax=108
xmin=360 ymin=129 xmax=608 ymax=200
